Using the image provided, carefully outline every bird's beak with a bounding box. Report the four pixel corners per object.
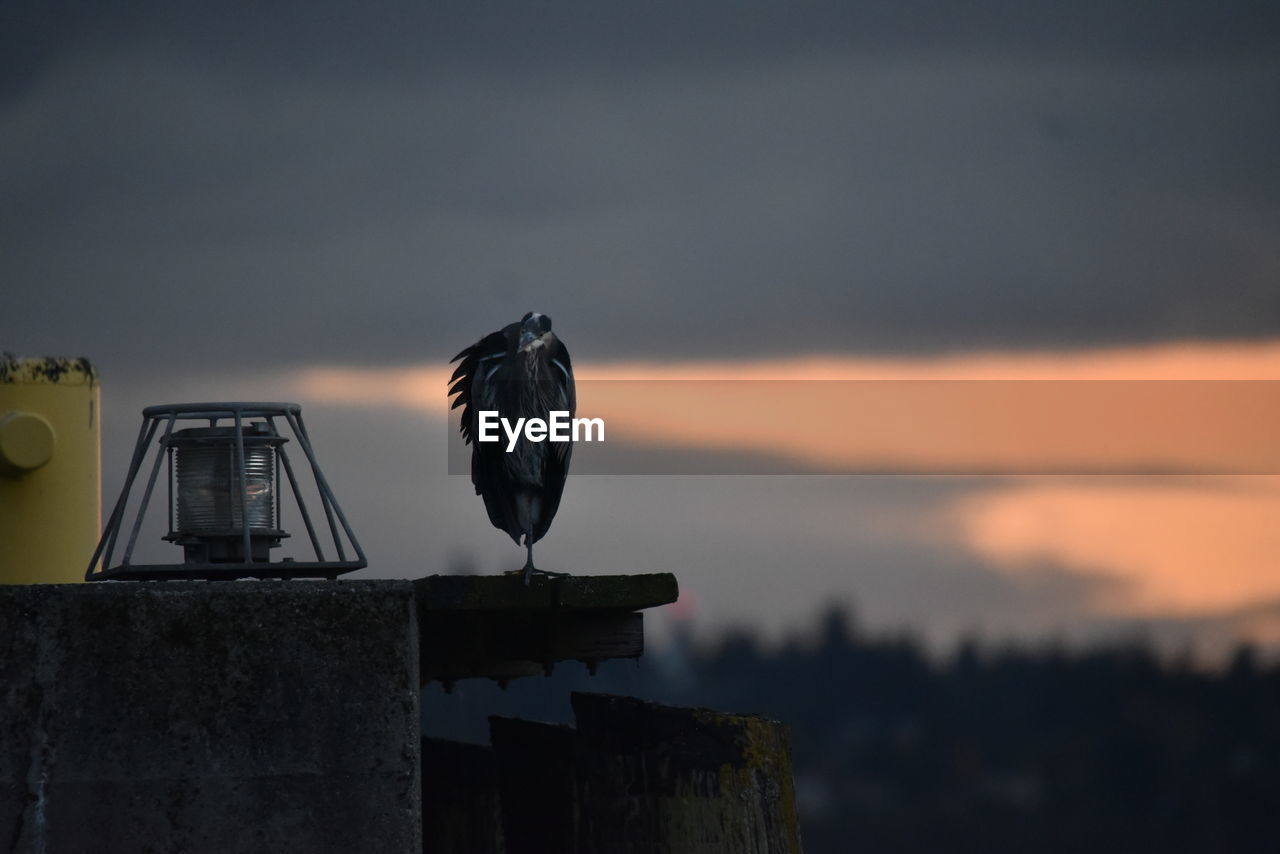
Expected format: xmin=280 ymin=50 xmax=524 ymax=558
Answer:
xmin=517 ymin=330 xmax=542 ymax=353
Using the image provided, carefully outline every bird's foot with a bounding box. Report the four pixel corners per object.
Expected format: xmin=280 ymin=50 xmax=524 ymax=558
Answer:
xmin=504 ymin=565 xmax=570 ymax=586
xmin=507 ymin=540 xmax=568 ymax=585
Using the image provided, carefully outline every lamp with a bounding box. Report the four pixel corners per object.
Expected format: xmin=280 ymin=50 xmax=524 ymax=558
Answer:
xmin=86 ymin=403 xmax=366 ymax=581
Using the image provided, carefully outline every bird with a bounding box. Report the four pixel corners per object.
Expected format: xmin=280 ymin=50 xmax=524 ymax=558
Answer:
xmin=449 ymin=312 xmax=575 ymax=583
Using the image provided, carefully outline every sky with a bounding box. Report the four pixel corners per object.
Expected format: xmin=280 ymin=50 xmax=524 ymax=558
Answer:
xmin=3 ymin=1 xmax=1279 ymax=656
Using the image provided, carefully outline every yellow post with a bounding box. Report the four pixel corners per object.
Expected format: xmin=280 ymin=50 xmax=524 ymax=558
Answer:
xmin=0 ymin=355 xmax=100 ymax=583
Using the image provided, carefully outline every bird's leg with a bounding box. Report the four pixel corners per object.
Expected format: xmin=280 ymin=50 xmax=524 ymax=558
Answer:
xmin=511 ymin=539 xmax=568 ymax=585
xmin=521 ymin=541 xmax=536 ymax=585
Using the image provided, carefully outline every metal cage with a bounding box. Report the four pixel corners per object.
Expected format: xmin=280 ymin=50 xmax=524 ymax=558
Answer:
xmin=86 ymin=402 xmax=366 ymax=581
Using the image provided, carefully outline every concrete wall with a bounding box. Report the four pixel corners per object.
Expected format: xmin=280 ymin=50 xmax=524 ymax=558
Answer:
xmin=0 ymin=581 xmax=420 ymax=853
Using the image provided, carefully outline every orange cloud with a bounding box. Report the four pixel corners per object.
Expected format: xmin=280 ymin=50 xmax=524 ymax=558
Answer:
xmin=294 ymin=337 xmax=1280 ymax=410
xmin=573 ymin=338 xmax=1280 ymax=381
xmin=945 ymin=477 xmax=1280 ymax=617
xmin=296 ymin=338 xmax=1280 ymax=474
xmin=580 ymin=378 xmax=1280 ymax=473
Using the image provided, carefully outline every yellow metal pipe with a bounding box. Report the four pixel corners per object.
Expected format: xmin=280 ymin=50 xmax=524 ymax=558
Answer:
xmin=0 ymin=355 xmax=100 ymax=583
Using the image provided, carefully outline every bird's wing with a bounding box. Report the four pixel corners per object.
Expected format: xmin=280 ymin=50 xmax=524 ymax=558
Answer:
xmin=449 ymin=329 xmax=507 ymax=446
xmin=545 ymin=336 xmax=576 ymax=466
xmin=529 ymin=336 xmax=574 ymax=542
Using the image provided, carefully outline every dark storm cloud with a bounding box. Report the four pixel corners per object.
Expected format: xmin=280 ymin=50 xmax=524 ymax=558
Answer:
xmin=7 ymin=0 xmax=1278 ymax=83
xmin=2 ymin=0 xmax=1278 ymax=375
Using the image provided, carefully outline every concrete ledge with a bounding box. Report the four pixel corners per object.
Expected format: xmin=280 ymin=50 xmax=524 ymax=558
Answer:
xmin=0 ymin=581 xmax=420 ymax=853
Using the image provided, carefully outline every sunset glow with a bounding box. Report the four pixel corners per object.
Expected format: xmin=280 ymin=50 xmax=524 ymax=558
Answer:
xmin=295 ymin=338 xmax=1280 ymax=474
xmin=291 ymin=337 xmax=1280 ymax=628
xmin=946 ymin=477 xmax=1280 ymax=617
xmin=296 ymin=338 xmax=1280 ymax=406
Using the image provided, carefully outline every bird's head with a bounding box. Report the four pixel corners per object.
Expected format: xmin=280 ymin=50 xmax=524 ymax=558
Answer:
xmin=518 ymin=312 xmax=554 ymax=353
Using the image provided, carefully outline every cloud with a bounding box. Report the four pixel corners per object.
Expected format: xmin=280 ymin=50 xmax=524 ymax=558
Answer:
xmin=2 ymin=1 xmax=1278 ymax=376
xmin=11 ymin=2 xmax=1280 ymax=654
xmin=6 ymin=1 xmax=1279 ymax=86
xmin=945 ymin=476 xmax=1280 ymax=616
xmin=294 ymin=337 xmax=1280 ymax=474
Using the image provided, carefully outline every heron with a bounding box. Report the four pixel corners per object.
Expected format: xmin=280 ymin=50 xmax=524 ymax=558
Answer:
xmin=450 ymin=312 xmax=575 ymax=583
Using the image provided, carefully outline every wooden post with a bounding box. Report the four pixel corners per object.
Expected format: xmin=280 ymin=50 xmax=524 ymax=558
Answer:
xmin=421 ymin=738 xmax=504 ymax=854
xmin=570 ymin=692 xmax=804 ymax=854
xmin=488 ymin=717 xmax=578 ymax=854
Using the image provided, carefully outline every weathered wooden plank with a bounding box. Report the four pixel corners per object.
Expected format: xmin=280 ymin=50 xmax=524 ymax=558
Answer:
xmin=414 ymin=573 xmax=678 ymax=613
xmin=519 ymin=611 xmax=644 ymax=665
xmin=418 ymin=611 xmax=644 ymax=684
xmin=570 ymin=692 xmax=804 ymax=854
xmin=414 ymin=574 xmax=667 ymax=685
xmin=489 ymin=718 xmax=578 ymax=854
xmin=421 ymin=738 xmax=505 ymax=854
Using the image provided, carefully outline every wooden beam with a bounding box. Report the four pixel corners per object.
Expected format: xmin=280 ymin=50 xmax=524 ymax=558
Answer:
xmin=421 ymin=738 xmax=504 ymax=854
xmin=479 ymin=694 xmax=806 ymax=853
xmin=413 ymin=573 xmax=676 ymax=686
xmin=489 ymin=718 xmax=578 ymax=854
xmin=571 ymin=692 xmax=805 ymax=854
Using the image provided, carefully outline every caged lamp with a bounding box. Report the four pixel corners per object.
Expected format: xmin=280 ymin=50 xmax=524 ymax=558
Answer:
xmin=86 ymin=403 xmax=366 ymax=581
